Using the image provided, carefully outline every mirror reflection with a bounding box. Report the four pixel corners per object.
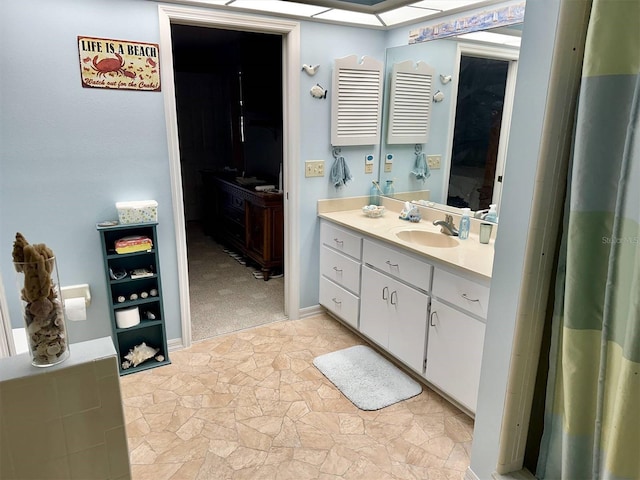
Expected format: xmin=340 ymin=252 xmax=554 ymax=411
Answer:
xmin=378 ymin=25 xmax=522 ymax=216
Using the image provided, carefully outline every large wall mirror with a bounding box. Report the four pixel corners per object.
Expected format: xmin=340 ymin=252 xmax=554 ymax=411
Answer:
xmin=378 ymin=24 xmax=522 ymax=216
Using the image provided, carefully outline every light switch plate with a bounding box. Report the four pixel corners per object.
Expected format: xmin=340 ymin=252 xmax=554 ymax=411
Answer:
xmin=305 ymin=160 xmax=324 ymax=177
xmin=365 ymin=164 xmax=374 ymax=174
xmin=427 ymin=155 xmax=442 ymax=169
xmin=384 ymin=163 xmax=392 ymax=173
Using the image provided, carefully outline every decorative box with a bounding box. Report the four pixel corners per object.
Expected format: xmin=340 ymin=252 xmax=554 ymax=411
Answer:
xmin=116 ymin=200 xmax=158 ymax=224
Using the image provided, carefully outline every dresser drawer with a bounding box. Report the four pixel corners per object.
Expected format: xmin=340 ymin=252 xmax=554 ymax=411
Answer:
xmin=432 ymin=268 xmax=490 ymax=319
xmin=320 ymin=221 xmax=362 ymax=260
xmin=320 ymin=277 xmax=359 ymax=329
xmin=320 ymin=246 xmax=361 ymax=294
xmin=362 ymin=239 xmax=432 ymax=292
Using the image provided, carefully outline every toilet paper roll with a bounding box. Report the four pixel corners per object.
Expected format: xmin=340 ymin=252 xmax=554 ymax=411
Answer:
xmin=64 ymin=297 xmax=87 ymax=322
xmin=115 ymin=306 xmax=140 ymax=329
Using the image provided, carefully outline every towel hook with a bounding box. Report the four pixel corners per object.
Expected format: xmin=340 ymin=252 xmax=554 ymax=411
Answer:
xmin=414 ymin=144 xmax=422 ymax=155
xmin=332 ymin=147 xmax=341 ymax=159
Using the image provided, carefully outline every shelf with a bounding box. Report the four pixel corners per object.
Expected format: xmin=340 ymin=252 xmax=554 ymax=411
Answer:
xmin=113 ymin=297 xmax=160 ymax=309
xmin=98 ymin=221 xmax=169 ymax=377
xmin=119 ymin=358 xmax=171 ymax=376
xmin=110 ymin=274 xmax=158 ymax=285
xmin=116 ymin=319 xmax=163 ymax=333
xmin=106 ymin=249 xmax=156 ymax=260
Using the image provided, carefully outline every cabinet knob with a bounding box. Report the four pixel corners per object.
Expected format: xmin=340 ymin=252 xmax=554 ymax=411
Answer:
xmin=382 ymin=286 xmax=389 ymax=300
xmin=390 ymin=290 xmax=398 ymax=305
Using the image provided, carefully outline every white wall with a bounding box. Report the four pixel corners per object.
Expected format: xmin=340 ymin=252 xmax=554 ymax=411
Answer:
xmin=469 ymin=0 xmax=562 ymax=478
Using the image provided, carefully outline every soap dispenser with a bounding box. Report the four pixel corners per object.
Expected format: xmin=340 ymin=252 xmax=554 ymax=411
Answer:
xmin=459 ymin=208 xmax=471 ymax=240
xmin=485 ymin=204 xmax=498 ymax=223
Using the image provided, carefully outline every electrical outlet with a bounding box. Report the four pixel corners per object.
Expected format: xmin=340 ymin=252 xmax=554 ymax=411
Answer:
xmin=305 ymin=160 xmax=324 ymax=177
xmin=384 ymin=163 xmax=392 ymax=173
xmin=427 ymin=154 xmax=442 ymax=169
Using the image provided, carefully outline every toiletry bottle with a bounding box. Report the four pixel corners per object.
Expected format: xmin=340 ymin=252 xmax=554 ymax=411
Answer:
xmin=459 ymin=208 xmax=471 ymax=240
xmin=369 ymin=181 xmax=380 ymax=206
xmin=384 ymin=180 xmax=395 ymax=197
xmin=485 ymin=204 xmax=498 ymax=223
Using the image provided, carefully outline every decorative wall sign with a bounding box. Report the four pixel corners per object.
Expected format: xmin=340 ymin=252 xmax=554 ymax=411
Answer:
xmin=78 ymin=36 xmax=160 ymax=91
xmin=409 ymin=2 xmax=525 ymax=44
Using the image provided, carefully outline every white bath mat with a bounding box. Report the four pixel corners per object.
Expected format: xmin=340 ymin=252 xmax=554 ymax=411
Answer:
xmin=313 ymin=345 xmax=422 ymax=410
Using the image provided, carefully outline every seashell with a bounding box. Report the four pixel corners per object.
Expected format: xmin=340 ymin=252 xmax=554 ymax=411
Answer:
xmin=140 ymin=291 xmax=148 ymax=299
xmin=122 ymin=360 xmax=131 ymax=370
xmin=155 ymin=355 xmax=164 ymax=362
xmin=129 ymin=293 xmax=138 ymax=301
xmin=149 ymin=289 xmax=158 ymax=297
xmin=124 ymin=342 xmax=159 ymax=368
xmin=47 ymin=343 xmax=61 ymax=355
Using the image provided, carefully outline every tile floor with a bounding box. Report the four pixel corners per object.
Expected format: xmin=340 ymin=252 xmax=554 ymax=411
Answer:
xmin=120 ymin=313 xmax=473 ymax=479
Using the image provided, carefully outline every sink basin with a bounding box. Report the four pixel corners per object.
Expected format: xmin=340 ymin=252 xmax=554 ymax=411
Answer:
xmin=394 ymin=230 xmax=459 ymax=248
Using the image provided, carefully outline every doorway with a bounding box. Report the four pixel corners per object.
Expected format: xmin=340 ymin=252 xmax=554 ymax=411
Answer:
xmin=445 ymin=43 xmax=518 ymax=213
xmin=157 ymin=5 xmax=301 ymax=350
xmin=171 ymin=25 xmax=285 ymax=341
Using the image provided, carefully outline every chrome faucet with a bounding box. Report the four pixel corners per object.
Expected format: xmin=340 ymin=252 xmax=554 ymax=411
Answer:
xmin=433 ymin=214 xmax=459 ymax=236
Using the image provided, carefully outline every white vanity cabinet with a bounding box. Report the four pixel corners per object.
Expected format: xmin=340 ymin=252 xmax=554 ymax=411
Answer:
xmin=360 ymin=239 xmax=432 ymax=374
xmin=317 ymin=215 xmax=492 ymax=415
xmin=319 ymin=221 xmax=362 ymax=328
xmin=425 ymin=268 xmax=489 ymax=412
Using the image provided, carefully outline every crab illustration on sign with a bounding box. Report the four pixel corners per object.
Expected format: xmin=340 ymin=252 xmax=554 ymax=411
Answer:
xmin=78 ymin=36 xmax=160 ymax=91
xmin=92 ymin=53 xmax=136 ymax=78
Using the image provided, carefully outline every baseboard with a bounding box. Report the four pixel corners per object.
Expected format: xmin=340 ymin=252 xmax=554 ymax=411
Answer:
xmin=167 ymin=337 xmax=184 ymax=352
xmin=298 ymin=304 xmax=325 ymax=318
xmin=492 ymin=468 xmax=537 ymax=479
xmin=466 ymin=468 xmax=480 ymax=480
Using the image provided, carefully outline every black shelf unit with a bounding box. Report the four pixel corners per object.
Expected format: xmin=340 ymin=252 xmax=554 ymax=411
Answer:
xmin=97 ymin=222 xmax=170 ymax=375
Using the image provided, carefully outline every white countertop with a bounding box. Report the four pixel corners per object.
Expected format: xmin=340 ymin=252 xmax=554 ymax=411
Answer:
xmin=318 ymin=197 xmax=495 ymax=280
xmin=0 ymin=337 xmax=117 ymax=383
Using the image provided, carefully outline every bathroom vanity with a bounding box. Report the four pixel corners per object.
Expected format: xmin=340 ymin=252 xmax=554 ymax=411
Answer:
xmin=318 ymin=199 xmax=493 ymax=414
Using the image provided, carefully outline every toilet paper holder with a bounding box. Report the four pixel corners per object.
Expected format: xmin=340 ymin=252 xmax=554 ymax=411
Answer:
xmin=61 ymin=284 xmax=91 ymax=307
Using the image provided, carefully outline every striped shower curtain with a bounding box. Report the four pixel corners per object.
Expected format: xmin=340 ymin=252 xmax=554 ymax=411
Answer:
xmin=536 ymin=0 xmax=640 ymax=479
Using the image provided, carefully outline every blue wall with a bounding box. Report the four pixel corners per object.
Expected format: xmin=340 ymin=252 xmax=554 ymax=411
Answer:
xmin=0 ymin=0 xmax=386 ymax=341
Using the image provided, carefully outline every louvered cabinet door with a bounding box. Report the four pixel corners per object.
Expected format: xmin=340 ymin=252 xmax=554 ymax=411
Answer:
xmin=387 ymin=60 xmax=435 ymax=145
xmin=331 ymin=54 xmax=383 ymax=146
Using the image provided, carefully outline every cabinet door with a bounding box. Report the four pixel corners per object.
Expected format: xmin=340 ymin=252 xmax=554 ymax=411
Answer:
xmin=360 ymin=266 xmax=429 ymax=373
xmin=425 ymin=299 xmax=485 ymax=412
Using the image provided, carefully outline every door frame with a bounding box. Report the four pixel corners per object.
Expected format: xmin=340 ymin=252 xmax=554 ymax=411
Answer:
xmin=158 ymin=5 xmax=300 ymax=349
xmin=443 ymin=42 xmax=519 ymax=212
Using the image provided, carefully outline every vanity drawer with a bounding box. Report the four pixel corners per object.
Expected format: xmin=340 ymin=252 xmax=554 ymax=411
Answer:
xmin=320 ymin=246 xmax=361 ymax=294
xmin=320 ymin=277 xmax=359 ymax=329
xmin=320 ymin=221 xmax=362 ymax=260
xmin=432 ymin=268 xmax=490 ymax=319
xmin=362 ymin=239 xmax=432 ymax=292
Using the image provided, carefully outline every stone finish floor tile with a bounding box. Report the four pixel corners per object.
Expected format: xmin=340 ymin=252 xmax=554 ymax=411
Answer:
xmin=121 ymin=313 xmax=473 ymax=479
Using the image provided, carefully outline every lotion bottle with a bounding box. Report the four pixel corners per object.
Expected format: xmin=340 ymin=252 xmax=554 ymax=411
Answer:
xmin=459 ymin=208 xmax=471 ymax=240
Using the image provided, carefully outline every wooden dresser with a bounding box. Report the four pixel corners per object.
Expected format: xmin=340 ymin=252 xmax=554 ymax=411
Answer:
xmin=202 ymin=173 xmax=283 ymax=280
